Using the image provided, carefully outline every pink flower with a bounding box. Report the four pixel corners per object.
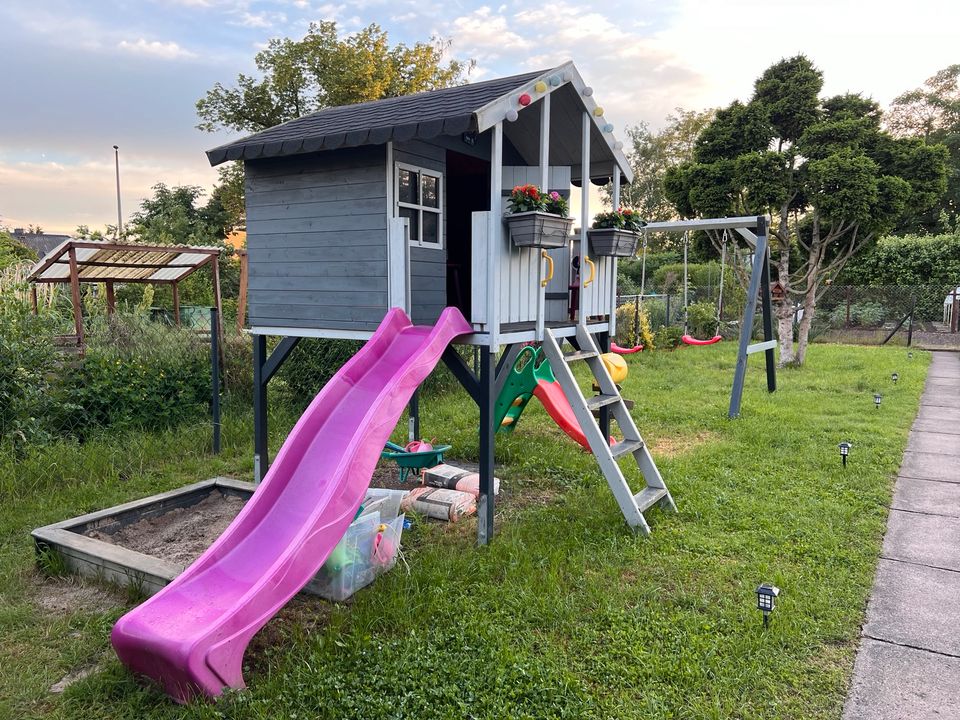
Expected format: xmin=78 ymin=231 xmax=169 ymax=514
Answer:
xmin=549 ymin=191 xmax=560 ymax=200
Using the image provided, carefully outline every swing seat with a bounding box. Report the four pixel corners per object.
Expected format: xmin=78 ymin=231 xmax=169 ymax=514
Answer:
xmin=681 ymin=334 xmax=722 ymax=346
xmin=611 ymin=342 xmax=643 ymax=355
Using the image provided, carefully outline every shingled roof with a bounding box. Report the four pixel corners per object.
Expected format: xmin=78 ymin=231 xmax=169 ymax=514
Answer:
xmin=206 ymin=70 xmax=545 ymax=166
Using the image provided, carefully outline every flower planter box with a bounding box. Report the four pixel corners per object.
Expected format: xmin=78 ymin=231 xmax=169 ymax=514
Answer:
xmin=504 ymin=211 xmax=573 ymax=249
xmin=588 ymin=228 xmax=640 ymax=257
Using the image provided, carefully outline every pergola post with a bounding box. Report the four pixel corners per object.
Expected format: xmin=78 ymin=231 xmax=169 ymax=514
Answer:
xmin=105 ymin=281 xmax=116 ymax=316
xmin=172 ymin=282 xmax=181 ymax=326
xmin=211 ymin=255 xmax=225 ymax=366
xmin=237 ymin=249 xmax=249 ymax=334
xmin=67 ymin=246 xmax=84 ymax=346
xmin=30 ymin=285 xmax=38 ymax=316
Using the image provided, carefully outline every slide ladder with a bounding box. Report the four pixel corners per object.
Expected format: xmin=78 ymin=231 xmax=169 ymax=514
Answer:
xmin=541 ymin=325 xmax=676 ymax=535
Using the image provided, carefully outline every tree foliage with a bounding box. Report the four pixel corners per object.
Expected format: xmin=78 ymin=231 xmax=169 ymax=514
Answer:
xmin=0 ymin=231 xmax=37 ymax=271
xmin=610 ymin=109 xmax=715 ymax=227
xmin=663 ymin=54 xmax=948 ymax=365
xmin=196 ymin=22 xmax=471 ymax=134
xmin=127 ymin=184 xmax=228 ymax=246
xmin=887 ymin=64 xmax=960 ymax=232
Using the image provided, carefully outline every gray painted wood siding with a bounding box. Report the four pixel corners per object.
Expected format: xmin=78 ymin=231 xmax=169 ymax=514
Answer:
xmin=394 ymin=140 xmax=447 ymax=325
xmin=245 ymin=145 xmax=389 ymax=332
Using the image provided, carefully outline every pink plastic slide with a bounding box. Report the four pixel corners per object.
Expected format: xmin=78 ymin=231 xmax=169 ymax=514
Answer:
xmin=111 ymin=307 xmax=471 ymax=703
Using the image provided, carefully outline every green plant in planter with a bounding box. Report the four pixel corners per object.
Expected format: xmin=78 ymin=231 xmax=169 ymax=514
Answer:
xmin=591 ymin=208 xmax=644 ymax=230
xmin=544 ymin=190 xmax=569 ymax=217
xmin=507 ymin=184 xmax=546 ymax=213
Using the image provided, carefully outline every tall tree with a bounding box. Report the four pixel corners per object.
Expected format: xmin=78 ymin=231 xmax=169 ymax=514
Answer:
xmin=887 ymin=64 xmax=960 ymax=232
xmin=609 ymin=108 xmax=715 ymax=226
xmin=664 ymin=55 xmax=947 ymax=366
xmin=196 ymin=21 xmax=471 ymax=134
xmin=128 ymin=184 xmax=226 ymax=246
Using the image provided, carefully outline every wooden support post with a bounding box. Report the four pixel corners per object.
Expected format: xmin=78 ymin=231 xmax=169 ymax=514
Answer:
xmin=535 ymin=94 xmax=551 ymax=342
xmin=237 ymin=249 xmax=248 ymax=334
xmin=757 ymin=218 xmax=777 ymax=394
xmin=30 ymin=285 xmax=38 ymax=315
xmin=477 ymin=347 xmax=495 ymax=546
xmin=210 ymin=307 xmax=221 ymax=454
xmin=580 ymin=111 xmax=591 ymax=324
xmin=172 ymin=282 xmax=181 ymax=326
xmin=487 ymin=122 xmax=503 ymax=350
xmin=105 ymin=281 xmax=116 ymax=316
xmin=408 ymin=390 xmax=420 ymax=443
xmin=597 ymin=330 xmax=611 ymax=441
xmin=253 ymin=333 xmax=268 ymax=484
xmin=67 ymin=246 xmax=84 ymax=346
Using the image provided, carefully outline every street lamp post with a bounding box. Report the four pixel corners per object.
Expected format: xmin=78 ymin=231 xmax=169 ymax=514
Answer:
xmin=113 ymin=145 xmax=123 ymax=239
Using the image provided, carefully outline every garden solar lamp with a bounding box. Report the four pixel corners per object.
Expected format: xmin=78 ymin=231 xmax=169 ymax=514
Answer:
xmin=892 ymin=372 xmax=899 ymax=385
xmin=908 ymin=352 xmax=914 ymax=359
xmin=755 ymin=583 xmax=780 ymax=628
xmin=839 ymin=441 xmax=851 ymax=467
xmin=874 ymin=392 xmax=882 ymax=409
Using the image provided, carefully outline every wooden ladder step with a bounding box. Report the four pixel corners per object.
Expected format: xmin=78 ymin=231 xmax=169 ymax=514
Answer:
xmin=610 ymin=438 xmax=644 ymax=459
xmin=633 ymin=487 xmax=669 ymax=513
xmin=586 ymin=394 xmax=620 ymax=411
xmin=563 ymin=350 xmax=598 ymax=362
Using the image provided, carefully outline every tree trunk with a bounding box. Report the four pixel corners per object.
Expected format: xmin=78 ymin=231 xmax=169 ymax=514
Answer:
xmin=795 ymin=286 xmax=818 ymax=364
xmin=776 ymin=301 xmax=795 ymax=364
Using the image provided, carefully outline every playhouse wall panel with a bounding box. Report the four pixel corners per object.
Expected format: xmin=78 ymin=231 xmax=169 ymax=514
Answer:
xmin=394 ymin=140 xmax=448 ymax=325
xmin=245 ymin=145 xmax=389 ymax=332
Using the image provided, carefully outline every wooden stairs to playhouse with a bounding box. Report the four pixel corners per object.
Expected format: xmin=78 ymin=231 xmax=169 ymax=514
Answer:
xmin=541 ymin=325 xmax=676 ymax=535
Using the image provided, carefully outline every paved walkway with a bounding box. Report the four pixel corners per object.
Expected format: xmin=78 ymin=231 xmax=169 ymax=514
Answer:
xmin=844 ymin=351 xmax=960 ymax=719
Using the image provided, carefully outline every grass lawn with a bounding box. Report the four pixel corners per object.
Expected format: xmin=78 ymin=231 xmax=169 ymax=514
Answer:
xmin=0 ymin=343 xmax=929 ymax=719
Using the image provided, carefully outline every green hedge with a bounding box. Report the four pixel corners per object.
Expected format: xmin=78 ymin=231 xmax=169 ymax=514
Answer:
xmin=840 ymin=233 xmax=960 ymax=287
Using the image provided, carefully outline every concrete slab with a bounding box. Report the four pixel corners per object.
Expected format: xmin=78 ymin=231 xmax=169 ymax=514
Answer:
xmin=892 ymin=477 xmax=960 ymax=517
xmin=912 ymin=420 xmax=960 ymax=436
xmin=921 ymin=387 xmax=960 ymax=406
xmin=863 ymin=559 xmax=960 ymax=656
xmin=899 ymin=451 xmax=960 ymax=482
xmin=916 ymin=406 xmax=960 ymax=424
xmin=843 ymin=638 xmax=960 ymax=720
xmin=906 ymin=431 xmax=960 ymax=456
xmin=883 ymin=509 xmax=960 ymax=571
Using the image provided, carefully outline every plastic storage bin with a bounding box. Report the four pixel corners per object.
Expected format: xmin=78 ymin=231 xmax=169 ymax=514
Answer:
xmin=305 ymin=510 xmax=404 ymax=602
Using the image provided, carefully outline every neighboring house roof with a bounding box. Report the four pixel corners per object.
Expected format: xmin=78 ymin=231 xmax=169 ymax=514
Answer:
xmin=205 ymin=62 xmax=633 ymax=183
xmin=11 ymin=229 xmax=72 ymax=258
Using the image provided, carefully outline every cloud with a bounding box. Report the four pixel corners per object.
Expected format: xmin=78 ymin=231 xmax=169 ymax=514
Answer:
xmin=117 ymin=38 xmax=198 ymax=60
xmin=0 ymin=154 xmax=217 ymax=234
xmin=232 ymin=10 xmax=288 ymax=28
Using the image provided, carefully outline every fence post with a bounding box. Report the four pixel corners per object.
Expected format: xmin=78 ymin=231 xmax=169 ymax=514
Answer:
xmin=908 ymin=296 xmax=915 ymax=347
xmin=210 ymin=307 xmax=221 ymax=455
xmin=845 ymin=287 xmax=852 ymax=326
xmin=952 ymin=288 xmax=959 ymax=334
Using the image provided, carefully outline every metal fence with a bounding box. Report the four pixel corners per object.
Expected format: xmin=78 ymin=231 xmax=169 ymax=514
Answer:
xmin=811 ymin=285 xmax=960 ymax=349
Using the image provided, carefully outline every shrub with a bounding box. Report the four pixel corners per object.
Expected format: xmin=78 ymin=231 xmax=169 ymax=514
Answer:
xmin=279 ymin=338 xmax=361 ymax=407
xmin=654 ymin=325 xmax=684 ymax=349
xmin=55 ymin=317 xmax=211 ymax=436
xmin=829 ymin=301 xmax=887 ymax=328
xmin=686 ymin=300 xmax=718 ymax=338
xmin=614 ymin=302 xmax=655 ymax=350
xmin=618 ymin=251 xmax=681 ymax=292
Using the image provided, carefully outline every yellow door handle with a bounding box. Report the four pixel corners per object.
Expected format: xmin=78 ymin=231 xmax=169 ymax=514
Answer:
xmin=541 ymin=250 xmax=554 ymax=288
xmin=583 ymin=255 xmax=596 ymax=288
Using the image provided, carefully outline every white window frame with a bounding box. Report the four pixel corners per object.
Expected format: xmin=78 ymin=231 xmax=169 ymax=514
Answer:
xmin=395 ymin=161 xmax=443 ymax=250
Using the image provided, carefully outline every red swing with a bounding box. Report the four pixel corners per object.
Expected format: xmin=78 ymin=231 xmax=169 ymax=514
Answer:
xmin=611 ymin=341 xmax=643 ymax=354
xmin=680 ymin=229 xmax=727 ymax=347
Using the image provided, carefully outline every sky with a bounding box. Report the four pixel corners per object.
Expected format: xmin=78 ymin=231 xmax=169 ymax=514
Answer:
xmin=1 ymin=0 xmax=957 ymax=234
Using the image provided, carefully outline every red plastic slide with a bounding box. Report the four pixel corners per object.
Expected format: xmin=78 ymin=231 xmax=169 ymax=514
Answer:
xmin=532 ymin=380 xmax=614 ymax=451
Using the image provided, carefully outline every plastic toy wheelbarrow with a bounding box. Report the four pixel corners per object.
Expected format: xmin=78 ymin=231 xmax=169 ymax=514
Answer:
xmin=380 ymin=441 xmax=451 ymax=482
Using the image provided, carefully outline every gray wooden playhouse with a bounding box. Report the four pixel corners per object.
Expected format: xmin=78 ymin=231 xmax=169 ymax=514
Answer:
xmin=207 ymin=61 xmax=680 ymax=543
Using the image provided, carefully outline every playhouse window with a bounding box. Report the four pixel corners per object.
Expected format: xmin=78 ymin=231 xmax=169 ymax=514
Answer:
xmin=396 ymin=163 xmax=442 ymax=248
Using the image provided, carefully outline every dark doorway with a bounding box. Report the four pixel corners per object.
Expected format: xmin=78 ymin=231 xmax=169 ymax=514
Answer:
xmin=445 ymin=150 xmax=490 ymax=319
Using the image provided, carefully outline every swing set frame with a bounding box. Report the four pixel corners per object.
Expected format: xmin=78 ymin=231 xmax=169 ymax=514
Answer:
xmin=641 ymin=215 xmax=777 ymax=418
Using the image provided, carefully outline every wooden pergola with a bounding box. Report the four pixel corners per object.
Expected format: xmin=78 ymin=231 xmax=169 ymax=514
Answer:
xmin=27 ymin=240 xmax=223 ymax=349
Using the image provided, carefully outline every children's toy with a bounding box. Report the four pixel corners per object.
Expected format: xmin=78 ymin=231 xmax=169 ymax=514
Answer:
xmin=494 ymin=345 xmax=610 ymax=451
xmin=679 ymin=228 xmax=727 ymax=346
xmin=381 ymin=440 xmax=452 ymax=482
xmin=611 ymin=341 xmax=642 ymax=354
xmin=600 ymin=352 xmax=628 ymax=383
